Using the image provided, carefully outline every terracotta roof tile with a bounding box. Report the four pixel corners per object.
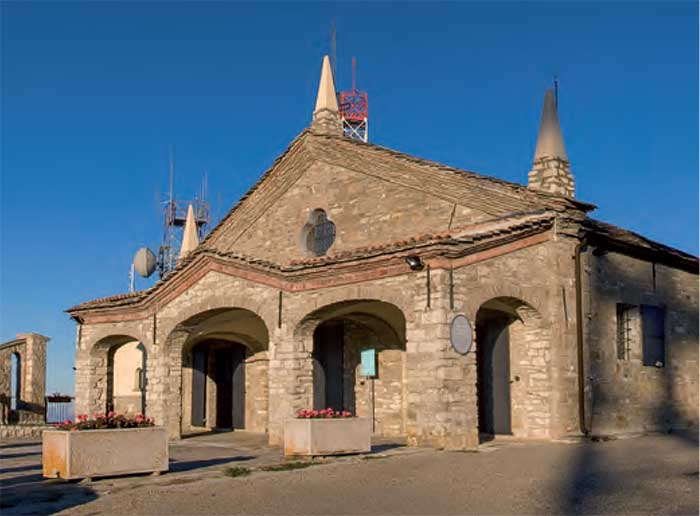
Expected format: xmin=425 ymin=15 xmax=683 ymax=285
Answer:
xmin=67 ymin=213 xmax=555 ymax=313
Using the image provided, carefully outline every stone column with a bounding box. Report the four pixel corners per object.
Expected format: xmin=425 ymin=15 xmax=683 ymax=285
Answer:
xmin=154 ymin=329 xmax=187 ymax=439
xmin=266 ymin=327 xmax=313 ymax=445
xmin=21 ymin=334 xmax=49 ymax=417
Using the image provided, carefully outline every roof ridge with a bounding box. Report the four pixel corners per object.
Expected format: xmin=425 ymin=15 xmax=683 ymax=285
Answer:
xmin=306 ymin=132 xmax=595 ymax=211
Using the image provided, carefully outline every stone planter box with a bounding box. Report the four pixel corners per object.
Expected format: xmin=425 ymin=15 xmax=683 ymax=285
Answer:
xmin=42 ymin=427 xmax=168 ymax=480
xmin=284 ymin=417 xmax=371 ymax=457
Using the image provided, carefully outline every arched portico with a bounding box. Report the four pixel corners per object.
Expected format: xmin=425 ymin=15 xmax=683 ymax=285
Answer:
xmin=87 ymin=334 xmax=149 ymax=417
xmin=296 ymin=300 xmax=407 ymax=437
xmin=475 ymin=297 xmax=551 ymax=440
xmin=161 ymin=307 xmax=270 ymax=438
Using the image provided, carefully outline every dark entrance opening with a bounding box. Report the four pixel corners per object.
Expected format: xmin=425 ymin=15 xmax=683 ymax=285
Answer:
xmin=476 ymin=309 xmax=513 ymax=439
xmin=313 ymin=323 xmax=345 ymax=411
xmin=191 ymin=340 xmax=246 ymax=430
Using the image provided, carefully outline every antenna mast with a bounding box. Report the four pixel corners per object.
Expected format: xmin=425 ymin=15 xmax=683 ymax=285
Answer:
xmin=339 ymin=56 xmax=369 ymax=142
xmin=157 ymin=146 xmax=211 ymax=278
xmin=330 ymin=20 xmax=337 ymax=84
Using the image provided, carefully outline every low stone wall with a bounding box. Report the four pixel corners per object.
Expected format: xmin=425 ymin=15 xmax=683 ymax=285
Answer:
xmin=0 ymin=424 xmax=51 ymax=439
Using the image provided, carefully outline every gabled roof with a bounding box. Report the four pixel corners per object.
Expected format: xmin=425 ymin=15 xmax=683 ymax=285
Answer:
xmin=202 ymin=129 xmax=595 ymax=251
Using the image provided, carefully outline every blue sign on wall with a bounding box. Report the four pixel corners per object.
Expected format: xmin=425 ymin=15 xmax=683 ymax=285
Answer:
xmin=360 ymin=348 xmax=377 ymax=377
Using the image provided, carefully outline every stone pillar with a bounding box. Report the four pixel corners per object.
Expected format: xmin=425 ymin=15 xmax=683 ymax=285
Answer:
xmin=21 ymin=333 xmax=49 ymax=415
xmin=405 ymin=268 xmax=479 ymax=449
xmin=266 ymin=328 xmax=313 ymax=445
xmin=73 ymin=326 xmax=90 ymax=417
xmin=156 ymin=329 xmax=187 ymax=439
xmin=245 ymin=351 xmax=269 ymax=432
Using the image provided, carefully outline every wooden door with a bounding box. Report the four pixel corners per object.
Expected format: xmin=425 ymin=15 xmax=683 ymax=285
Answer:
xmin=215 ymin=348 xmax=233 ymax=429
xmin=191 ymin=347 xmax=208 ymax=427
xmin=477 ymin=313 xmax=512 ymax=435
xmin=313 ymin=324 xmax=344 ymax=411
xmin=231 ymin=345 xmax=246 ymax=429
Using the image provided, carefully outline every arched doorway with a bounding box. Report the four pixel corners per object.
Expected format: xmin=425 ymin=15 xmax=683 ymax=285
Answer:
xmin=302 ymin=300 xmax=406 ymax=437
xmin=172 ymin=307 xmax=269 ymax=436
xmin=475 ymin=297 xmax=551 ymax=441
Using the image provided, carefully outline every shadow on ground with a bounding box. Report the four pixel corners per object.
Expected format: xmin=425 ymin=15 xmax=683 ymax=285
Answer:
xmin=169 ymin=455 xmax=255 ymax=472
xmin=0 ymin=442 xmax=39 ymax=450
xmin=368 ymin=442 xmax=405 ymax=454
xmin=0 ymin=481 xmax=98 ymax=516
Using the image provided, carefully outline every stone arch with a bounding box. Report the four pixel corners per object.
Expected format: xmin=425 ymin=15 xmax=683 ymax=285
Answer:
xmin=157 ymin=296 xmax=275 ymax=348
xmin=295 ymin=299 xmax=408 ymax=437
xmin=87 ymin=334 xmax=149 ymax=417
xmin=160 ymin=306 xmax=271 ymax=438
xmin=295 ymin=299 xmax=406 ymax=349
xmin=474 ymin=296 xmax=551 ymax=440
xmin=84 ymin=325 xmax=151 ymax=356
xmin=468 ymin=287 xmax=546 ymax=324
xmin=291 ymin=285 xmax=413 ymax=334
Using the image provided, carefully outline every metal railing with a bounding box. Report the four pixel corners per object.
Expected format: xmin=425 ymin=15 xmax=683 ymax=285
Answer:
xmin=45 ymin=399 xmax=75 ymax=424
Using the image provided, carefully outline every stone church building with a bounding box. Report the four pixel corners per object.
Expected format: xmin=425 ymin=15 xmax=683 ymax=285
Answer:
xmin=68 ymin=56 xmax=698 ymax=448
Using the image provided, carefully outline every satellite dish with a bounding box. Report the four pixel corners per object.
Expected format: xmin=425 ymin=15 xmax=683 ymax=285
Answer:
xmin=133 ymin=247 xmax=157 ymax=278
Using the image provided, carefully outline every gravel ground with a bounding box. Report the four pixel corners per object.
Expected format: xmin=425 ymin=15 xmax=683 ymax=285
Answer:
xmin=1 ymin=433 xmax=697 ymax=515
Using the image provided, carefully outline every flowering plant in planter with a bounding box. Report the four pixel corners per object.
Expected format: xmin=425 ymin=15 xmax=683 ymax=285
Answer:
xmin=296 ymin=408 xmax=353 ymax=419
xmin=53 ymin=412 xmax=155 ymax=431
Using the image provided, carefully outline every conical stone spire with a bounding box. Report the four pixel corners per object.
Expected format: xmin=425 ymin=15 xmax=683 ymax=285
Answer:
xmin=528 ymin=89 xmax=574 ymax=197
xmin=179 ymin=204 xmax=199 ymax=259
xmin=534 ymin=89 xmax=567 ymax=161
xmin=311 ymin=55 xmax=343 ymax=136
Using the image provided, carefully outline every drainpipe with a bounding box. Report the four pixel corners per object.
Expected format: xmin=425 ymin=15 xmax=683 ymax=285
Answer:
xmin=574 ymin=236 xmax=590 ymax=436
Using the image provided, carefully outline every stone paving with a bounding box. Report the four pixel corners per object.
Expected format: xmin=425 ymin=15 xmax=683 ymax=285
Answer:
xmin=0 ymin=432 xmax=697 ymax=515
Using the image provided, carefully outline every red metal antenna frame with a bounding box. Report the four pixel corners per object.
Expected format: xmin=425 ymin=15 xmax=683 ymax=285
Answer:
xmin=339 ymin=56 xmax=368 ymax=123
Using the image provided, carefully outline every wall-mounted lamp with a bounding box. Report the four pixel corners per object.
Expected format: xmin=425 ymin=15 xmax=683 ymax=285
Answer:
xmin=404 ymin=255 xmax=424 ymax=271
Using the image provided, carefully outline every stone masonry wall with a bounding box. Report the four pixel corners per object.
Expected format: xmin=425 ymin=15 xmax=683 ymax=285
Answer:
xmin=77 ymin=230 xmax=698 ymax=448
xmin=453 ymin=236 xmax=580 ymax=439
xmin=75 ymin=234 xmax=581 ymax=449
xmin=228 ymin=161 xmax=492 ymax=263
xmin=585 ymin=250 xmax=699 ymax=434
xmin=342 ymin=321 xmax=405 ymax=437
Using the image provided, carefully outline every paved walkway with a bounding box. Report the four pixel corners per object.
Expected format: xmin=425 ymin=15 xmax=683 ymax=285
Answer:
xmin=0 ymin=431 xmax=408 ymax=515
xmin=1 ymin=432 xmax=697 ymax=515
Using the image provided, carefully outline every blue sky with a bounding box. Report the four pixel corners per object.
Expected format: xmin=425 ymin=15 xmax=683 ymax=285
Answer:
xmin=2 ymin=2 xmax=697 ymax=395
